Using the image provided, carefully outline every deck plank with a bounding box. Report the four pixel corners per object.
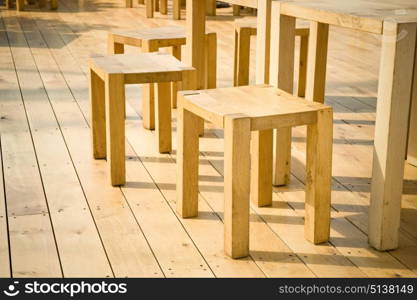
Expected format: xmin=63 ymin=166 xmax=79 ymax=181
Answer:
xmin=0 ymin=135 xmax=11 ymax=278
xmin=0 ymin=12 xmax=62 ymax=278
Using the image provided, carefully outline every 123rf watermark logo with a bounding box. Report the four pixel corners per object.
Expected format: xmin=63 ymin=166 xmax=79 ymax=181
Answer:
xmin=2 ymin=281 xmax=127 ymax=297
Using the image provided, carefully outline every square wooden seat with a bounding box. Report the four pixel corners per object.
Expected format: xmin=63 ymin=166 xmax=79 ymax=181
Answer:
xmin=108 ymin=26 xmax=217 ymax=130
xmin=89 ymin=52 xmax=196 ymax=186
xmin=109 ymin=26 xmax=187 ymax=52
xmin=177 ymin=85 xmax=333 ymax=258
xmin=233 ymin=17 xmax=309 ymax=98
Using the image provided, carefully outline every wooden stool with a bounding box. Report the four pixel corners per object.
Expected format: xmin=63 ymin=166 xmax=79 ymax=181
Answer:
xmin=108 ymin=26 xmax=217 ymax=129
xmin=177 ymin=85 xmax=333 ymax=258
xmin=89 ymin=52 xmax=195 ymax=186
xmin=135 ymin=0 xmax=183 ymax=19
xmin=233 ymin=18 xmax=309 ymax=97
xmin=7 ymin=0 xmax=58 ymax=10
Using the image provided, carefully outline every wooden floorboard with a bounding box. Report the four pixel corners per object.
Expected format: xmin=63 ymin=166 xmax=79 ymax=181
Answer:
xmin=0 ymin=12 xmax=62 ymax=278
xmin=0 ymin=132 xmax=11 ymax=277
xmin=0 ymin=0 xmax=416 ymax=277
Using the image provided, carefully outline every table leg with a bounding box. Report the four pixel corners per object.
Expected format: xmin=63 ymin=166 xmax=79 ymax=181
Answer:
xmin=160 ymin=0 xmax=168 ymax=15
xmin=173 ymin=0 xmax=181 ymax=20
xmin=141 ymin=40 xmax=158 ymax=130
xmin=369 ymin=22 xmax=417 ymax=250
xmin=224 ymin=115 xmax=251 ymax=259
xmin=145 ymin=0 xmax=154 ymax=18
xmin=170 ymin=45 xmax=182 ymax=108
xmin=16 ymin=0 xmax=24 ymax=11
xmin=255 ymin=0 xmax=272 ymax=84
xmin=269 ymin=3 xmax=296 ymax=186
xmin=407 ymin=35 xmax=417 ymax=166
xmin=234 ymin=26 xmax=252 ymax=86
xmin=186 ymin=0 xmax=206 ymax=90
xmin=232 ymin=5 xmax=240 ymax=16
xmin=50 ymin=0 xmax=58 ymax=10
xmin=155 ymin=82 xmax=172 ymax=153
xmin=250 ymin=130 xmax=273 ymax=207
xmin=204 ymin=32 xmax=217 ymax=89
xmin=305 ymin=21 xmax=329 ymax=103
xmin=90 ymin=69 xmax=106 ymax=159
xmin=206 ymin=0 xmax=216 ymax=16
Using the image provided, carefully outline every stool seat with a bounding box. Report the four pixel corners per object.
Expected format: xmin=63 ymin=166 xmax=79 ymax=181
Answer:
xmin=110 ymin=26 xmax=186 ymax=48
xmin=180 ymin=85 xmax=329 ymax=130
xmin=89 ymin=52 xmax=194 ymax=83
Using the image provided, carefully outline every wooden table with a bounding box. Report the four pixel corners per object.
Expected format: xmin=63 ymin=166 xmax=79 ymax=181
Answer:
xmin=257 ymin=0 xmax=417 ymax=251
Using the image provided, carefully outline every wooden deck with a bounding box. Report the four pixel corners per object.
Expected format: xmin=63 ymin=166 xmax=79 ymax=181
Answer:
xmin=0 ymin=0 xmax=417 ymax=278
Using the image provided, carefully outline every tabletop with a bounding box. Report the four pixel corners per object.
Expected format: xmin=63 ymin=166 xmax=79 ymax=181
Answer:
xmin=278 ymin=0 xmax=417 ymax=34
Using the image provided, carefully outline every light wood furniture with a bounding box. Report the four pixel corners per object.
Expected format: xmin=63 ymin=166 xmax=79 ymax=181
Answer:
xmin=6 ymin=0 xmax=57 ymax=10
xmin=233 ymin=17 xmax=308 ymax=96
xmin=108 ymin=26 xmax=216 ymax=130
xmin=207 ymin=0 xmax=258 ymax=16
xmin=262 ymin=0 xmax=417 ymax=251
xmin=131 ymin=0 xmax=185 ymax=19
xmin=89 ymin=52 xmax=195 ymax=186
xmin=177 ymin=85 xmax=333 ymax=258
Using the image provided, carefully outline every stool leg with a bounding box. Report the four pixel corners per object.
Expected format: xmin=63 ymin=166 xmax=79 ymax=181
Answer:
xmin=39 ymin=0 xmax=46 ymax=8
xmin=232 ymin=5 xmax=240 ymax=16
xmin=160 ymin=0 xmax=167 ymax=14
xmin=90 ymin=69 xmax=106 ymax=159
xmin=141 ymin=40 xmax=158 ymax=130
xmin=156 ymin=82 xmax=172 ymax=153
xmin=50 ymin=0 xmax=58 ymax=9
xmin=205 ymin=33 xmax=217 ymax=89
xmin=233 ymin=27 xmax=251 ymax=86
xmin=224 ymin=115 xmax=251 ymax=259
xmin=105 ymin=74 xmax=126 ymax=186
xmin=125 ymin=0 xmax=133 ymax=8
xmin=145 ymin=0 xmax=154 ymax=18
xmin=305 ymin=109 xmax=333 ymax=244
xmin=173 ymin=0 xmax=181 ymax=20
xmin=407 ymin=41 xmax=417 ymax=165
xmin=206 ymin=0 xmax=216 ymax=16
xmin=274 ymin=128 xmax=292 ymax=186
xmin=177 ymin=106 xmax=201 ymax=218
xmin=298 ymin=34 xmax=308 ymax=97
xmin=154 ymin=0 xmax=159 ymax=12
xmin=138 ymin=0 xmax=145 ymax=4
xmin=182 ymin=69 xmax=203 ymax=136
xmin=250 ymin=130 xmax=273 ymax=207
xmin=170 ymin=45 xmax=182 ymax=109
xmin=108 ymin=34 xmax=125 ymax=55
xmin=16 ymin=0 xmax=24 ymax=11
